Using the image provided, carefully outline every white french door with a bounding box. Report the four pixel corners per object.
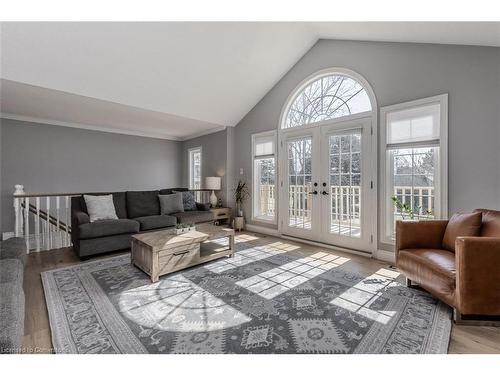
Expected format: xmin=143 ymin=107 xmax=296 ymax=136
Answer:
xmin=279 ymin=117 xmax=374 ymax=253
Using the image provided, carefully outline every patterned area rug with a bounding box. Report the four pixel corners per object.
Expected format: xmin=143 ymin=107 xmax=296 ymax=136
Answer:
xmin=42 ymin=237 xmax=451 ymax=353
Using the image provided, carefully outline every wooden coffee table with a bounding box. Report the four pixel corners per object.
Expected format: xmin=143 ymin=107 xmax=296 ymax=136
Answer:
xmin=131 ymin=223 xmax=235 ymax=282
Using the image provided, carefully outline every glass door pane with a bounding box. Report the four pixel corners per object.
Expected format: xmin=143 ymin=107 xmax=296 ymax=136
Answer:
xmin=329 ymin=131 xmax=362 ymax=238
xmin=287 ymin=137 xmax=313 ymax=230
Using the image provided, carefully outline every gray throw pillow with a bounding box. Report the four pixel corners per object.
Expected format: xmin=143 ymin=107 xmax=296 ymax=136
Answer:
xmin=158 ymin=193 xmax=184 ymax=215
xmin=83 ymin=194 xmax=118 ymax=222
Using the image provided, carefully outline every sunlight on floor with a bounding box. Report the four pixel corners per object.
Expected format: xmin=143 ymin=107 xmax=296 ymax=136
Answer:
xmin=118 ymin=274 xmax=251 ymax=332
xmin=203 ymin=241 xmax=299 ymax=274
xmin=330 ymin=268 xmax=400 ymax=324
xmin=235 ymin=251 xmax=350 ymax=299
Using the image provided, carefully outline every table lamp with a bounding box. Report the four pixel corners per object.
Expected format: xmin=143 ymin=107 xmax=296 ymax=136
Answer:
xmin=205 ymin=177 xmax=221 ymax=207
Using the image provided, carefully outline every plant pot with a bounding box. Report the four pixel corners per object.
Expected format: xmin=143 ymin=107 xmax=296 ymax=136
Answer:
xmin=175 ymin=226 xmax=196 ymax=235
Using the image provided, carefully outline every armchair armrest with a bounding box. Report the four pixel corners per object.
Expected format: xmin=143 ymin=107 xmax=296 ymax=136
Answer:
xmin=73 ymin=211 xmax=90 ymax=225
xmin=196 ymin=202 xmax=211 ymax=211
xmin=455 ymin=237 xmax=500 ymax=315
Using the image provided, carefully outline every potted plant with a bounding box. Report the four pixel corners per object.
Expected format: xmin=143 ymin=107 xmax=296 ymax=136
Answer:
xmin=234 ymin=180 xmax=249 ymax=217
xmin=391 ymin=196 xmax=432 ymax=221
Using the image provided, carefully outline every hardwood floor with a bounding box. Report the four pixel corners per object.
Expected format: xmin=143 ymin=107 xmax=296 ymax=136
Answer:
xmin=22 ymin=231 xmax=500 ymax=354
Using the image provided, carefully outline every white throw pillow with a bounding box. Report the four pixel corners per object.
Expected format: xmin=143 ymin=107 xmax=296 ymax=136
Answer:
xmin=83 ymin=194 xmax=118 ymax=222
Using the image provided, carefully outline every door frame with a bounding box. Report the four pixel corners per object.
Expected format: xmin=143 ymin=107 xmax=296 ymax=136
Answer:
xmin=277 ymin=68 xmax=378 ymax=256
xmin=318 ymin=117 xmax=374 ymax=252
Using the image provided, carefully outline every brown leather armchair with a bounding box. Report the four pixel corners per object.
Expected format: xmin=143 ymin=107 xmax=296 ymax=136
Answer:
xmin=395 ymin=209 xmax=500 ymax=323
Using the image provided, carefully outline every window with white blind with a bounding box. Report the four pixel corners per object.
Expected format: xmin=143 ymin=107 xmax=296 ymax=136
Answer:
xmin=188 ymin=147 xmax=202 ymax=190
xmin=252 ymin=131 xmax=277 ymax=223
xmin=381 ymin=94 xmax=448 ymax=243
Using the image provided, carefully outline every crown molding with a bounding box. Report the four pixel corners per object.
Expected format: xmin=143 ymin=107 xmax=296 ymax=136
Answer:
xmin=180 ymin=125 xmax=227 ymax=141
xmin=0 ymin=112 xmax=184 ymax=141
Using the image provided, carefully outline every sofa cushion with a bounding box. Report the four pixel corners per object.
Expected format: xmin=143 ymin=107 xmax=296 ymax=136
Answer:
xmin=84 ymin=194 xmax=118 ymax=222
xmin=474 ymin=208 xmax=500 ymax=237
xmin=397 ymin=249 xmax=456 ymax=306
xmin=134 ymin=215 xmax=177 ymax=231
xmin=126 ymin=190 xmax=160 ymax=218
xmin=0 ymin=259 xmax=23 ymax=287
xmin=0 ymin=281 xmax=25 ymax=353
xmin=79 ymin=219 xmax=139 ymax=239
xmin=75 ymin=192 xmax=127 ymax=219
xmin=171 ymin=211 xmax=214 ymax=224
xmin=442 ymin=212 xmax=482 ymax=252
xmin=159 ymin=193 xmax=184 ymax=215
xmin=0 ymin=237 xmax=27 ymax=265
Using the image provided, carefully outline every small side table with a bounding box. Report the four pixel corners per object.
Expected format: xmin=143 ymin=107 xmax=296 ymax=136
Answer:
xmin=233 ymin=216 xmax=245 ymax=232
xmin=210 ymin=207 xmax=231 ymax=225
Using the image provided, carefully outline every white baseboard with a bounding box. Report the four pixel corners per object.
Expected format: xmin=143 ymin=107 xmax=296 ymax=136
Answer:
xmin=245 ymin=224 xmax=279 ymax=237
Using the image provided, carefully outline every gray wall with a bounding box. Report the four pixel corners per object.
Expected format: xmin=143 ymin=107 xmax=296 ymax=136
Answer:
xmin=1 ymin=119 xmax=183 ymax=232
xmin=234 ymin=40 xmax=500 ymax=239
xmin=181 ymin=129 xmax=228 ymax=206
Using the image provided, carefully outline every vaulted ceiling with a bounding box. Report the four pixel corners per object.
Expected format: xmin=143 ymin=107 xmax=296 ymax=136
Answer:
xmin=1 ymin=22 xmax=499 ymax=140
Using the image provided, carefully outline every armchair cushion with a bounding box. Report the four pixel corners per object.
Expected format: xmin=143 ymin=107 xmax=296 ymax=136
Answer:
xmin=474 ymin=208 xmax=500 ymax=237
xmin=442 ymin=212 xmax=482 ymax=252
xmin=397 ymin=249 xmax=456 ymax=306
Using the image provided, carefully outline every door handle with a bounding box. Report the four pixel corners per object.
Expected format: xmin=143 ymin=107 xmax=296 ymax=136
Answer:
xmin=308 ymin=191 xmax=318 ymax=195
xmin=322 ymin=191 xmax=329 ymax=195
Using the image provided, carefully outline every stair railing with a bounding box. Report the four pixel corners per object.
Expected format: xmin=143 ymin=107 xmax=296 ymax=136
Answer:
xmin=13 ymin=185 xmax=76 ymax=253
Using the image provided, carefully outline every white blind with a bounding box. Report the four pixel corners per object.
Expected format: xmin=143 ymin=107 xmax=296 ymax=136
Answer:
xmin=254 ymin=135 xmax=275 ymax=157
xmin=387 ymin=103 xmax=440 ymax=146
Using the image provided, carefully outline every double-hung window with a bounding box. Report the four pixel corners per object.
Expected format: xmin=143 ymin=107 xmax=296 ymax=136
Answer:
xmin=252 ymin=131 xmax=277 ymax=222
xmin=381 ymin=94 xmax=448 ymax=242
xmin=188 ymin=147 xmax=202 ymax=190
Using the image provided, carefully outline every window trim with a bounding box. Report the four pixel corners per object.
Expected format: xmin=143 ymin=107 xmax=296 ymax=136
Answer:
xmin=188 ymin=146 xmax=202 ymax=190
xmin=380 ymin=93 xmax=448 ymax=246
xmin=279 ymin=67 xmax=375 ymax=130
xmin=251 ymin=130 xmax=278 ymax=224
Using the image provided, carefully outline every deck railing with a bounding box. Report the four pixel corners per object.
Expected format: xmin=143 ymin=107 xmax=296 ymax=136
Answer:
xmin=258 ymin=184 xmax=434 ymax=225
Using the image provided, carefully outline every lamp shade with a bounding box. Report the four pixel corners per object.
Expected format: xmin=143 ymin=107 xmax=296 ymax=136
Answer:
xmin=205 ymin=177 xmax=221 ymax=190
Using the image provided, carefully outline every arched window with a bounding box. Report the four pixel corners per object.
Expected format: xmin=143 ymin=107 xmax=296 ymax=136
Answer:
xmin=283 ymin=74 xmax=372 ymax=129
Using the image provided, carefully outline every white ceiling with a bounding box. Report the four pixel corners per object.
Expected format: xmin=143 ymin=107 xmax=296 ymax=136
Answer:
xmin=1 ymin=22 xmax=499 ymax=140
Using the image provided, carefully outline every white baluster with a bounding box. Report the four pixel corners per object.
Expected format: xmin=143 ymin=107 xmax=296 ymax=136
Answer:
xmin=24 ymin=197 xmax=30 ymax=252
xmin=35 ymin=197 xmax=41 ymax=252
xmin=65 ymin=196 xmax=70 ymax=247
xmin=13 ymin=185 xmax=25 ymax=237
xmin=56 ymin=196 xmax=60 ymax=248
xmin=46 ymin=196 xmax=51 ymax=250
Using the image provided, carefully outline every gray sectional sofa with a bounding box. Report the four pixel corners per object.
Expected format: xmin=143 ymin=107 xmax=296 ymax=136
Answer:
xmin=71 ymin=188 xmax=214 ymax=258
xmin=0 ymin=237 xmax=26 ymax=354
